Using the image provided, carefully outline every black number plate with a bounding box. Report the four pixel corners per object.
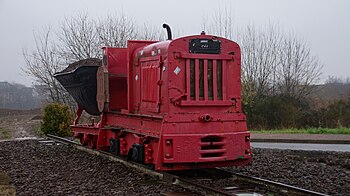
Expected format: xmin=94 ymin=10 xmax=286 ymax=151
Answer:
xmin=189 ymin=39 xmax=221 ymax=54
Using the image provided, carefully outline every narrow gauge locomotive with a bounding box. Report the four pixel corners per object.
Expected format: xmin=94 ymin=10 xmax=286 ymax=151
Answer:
xmin=55 ymin=24 xmax=252 ymax=171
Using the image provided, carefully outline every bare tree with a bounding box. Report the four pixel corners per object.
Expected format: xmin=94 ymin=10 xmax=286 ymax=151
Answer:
xmin=58 ymin=13 xmax=100 ymax=62
xmin=58 ymin=13 xmax=163 ymax=64
xmin=97 ymin=15 xmax=164 ymax=45
xmin=97 ymin=13 xmax=138 ymax=47
xmin=276 ymin=34 xmax=322 ymax=99
xmin=136 ymin=22 xmax=164 ymax=41
xmin=325 ymin=76 xmax=350 ymax=84
xmin=22 ymin=27 xmax=68 ymax=103
xmin=24 ymin=13 xmax=165 ymax=107
xmin=239 ymin=24 xmax=283 ymax=101
xmin=202 ymin=7 xmax=235 ymax=39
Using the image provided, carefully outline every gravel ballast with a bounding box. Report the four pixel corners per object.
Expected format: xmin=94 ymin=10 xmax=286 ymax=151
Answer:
xmin=227 ymin=148 xmax=350 ymax=195
xmin=0 ymin=140 xmax=186 ymax=195
xmin=0 ymin=140 xmax=349 ymax=195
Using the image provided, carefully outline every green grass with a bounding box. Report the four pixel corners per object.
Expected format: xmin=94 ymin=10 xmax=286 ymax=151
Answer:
xmin=32 ymin=124 xmax=44 ymax=137
xmin=250 ymin=128 xmax=350 ymax=134
xmin=0 ymin=128 xmax=11 ymax=139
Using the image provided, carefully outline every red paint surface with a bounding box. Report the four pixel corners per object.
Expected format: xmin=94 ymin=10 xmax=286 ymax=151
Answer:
xmin=72 ymin=34 xmax=252 ymax=170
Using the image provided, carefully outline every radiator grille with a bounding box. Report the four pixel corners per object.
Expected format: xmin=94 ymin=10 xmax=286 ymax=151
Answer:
xmin=199 ymin=136 xmax=226 ymax=158
xmin=187 ymin=59 xmax=225 ymax=101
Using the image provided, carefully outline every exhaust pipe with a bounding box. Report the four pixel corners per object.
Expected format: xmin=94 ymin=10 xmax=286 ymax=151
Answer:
xmin=162 ymin=23 xmax=172 ymax=40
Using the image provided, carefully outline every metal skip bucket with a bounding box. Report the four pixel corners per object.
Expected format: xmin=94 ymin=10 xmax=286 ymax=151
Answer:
xmin=54 ymin=58 xmax=101 ymax=115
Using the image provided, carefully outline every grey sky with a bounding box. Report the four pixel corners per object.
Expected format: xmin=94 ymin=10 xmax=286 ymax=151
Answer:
xmin=0 ymin=0 xmax=349 ymax=86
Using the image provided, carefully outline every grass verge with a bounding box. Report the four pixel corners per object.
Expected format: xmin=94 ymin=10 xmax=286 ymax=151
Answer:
xmin=0 ymin=128 xmax=11 ymax=139
xmin=251 ymin=128 xmax=350 ymax=134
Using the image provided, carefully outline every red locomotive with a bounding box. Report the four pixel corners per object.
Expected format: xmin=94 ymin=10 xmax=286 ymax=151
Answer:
xmin=55 ymin=24 xmax=252 ymax=170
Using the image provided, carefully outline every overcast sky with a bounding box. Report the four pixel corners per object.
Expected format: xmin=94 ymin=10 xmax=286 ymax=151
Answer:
xmin=0 ymin=0 xmax=349 ymax=86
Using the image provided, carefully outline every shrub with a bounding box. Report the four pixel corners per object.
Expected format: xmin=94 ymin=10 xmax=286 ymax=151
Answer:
xmin=321 ymin=99 xmax=350 ymax=128
xmin=244 ymin=95 xmax=307 ymax=130
xmin=41 ymin=103 xmax=73 ymax=137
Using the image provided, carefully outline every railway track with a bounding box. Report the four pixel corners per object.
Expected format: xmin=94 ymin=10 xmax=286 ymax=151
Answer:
xmin=46 ymin=134 xmax=329 ymax=196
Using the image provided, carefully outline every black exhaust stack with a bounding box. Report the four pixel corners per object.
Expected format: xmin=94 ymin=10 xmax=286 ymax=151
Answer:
xmin=162 ymin=23 xmax=172 ymax=40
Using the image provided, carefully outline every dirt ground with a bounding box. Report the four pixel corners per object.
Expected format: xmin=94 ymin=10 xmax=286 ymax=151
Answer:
xmin=0 ymin=109 xmax=41 ymax=140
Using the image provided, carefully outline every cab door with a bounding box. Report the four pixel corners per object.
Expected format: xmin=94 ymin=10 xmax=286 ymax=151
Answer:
xmin=139 ymin=56 xmax=162 ymax=113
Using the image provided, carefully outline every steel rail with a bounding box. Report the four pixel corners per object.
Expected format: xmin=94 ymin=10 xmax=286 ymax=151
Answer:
xmin=234 ymin=172 xmax=328 ymax=196
xmin=212 ymin=168 xmax=329 ymax=196
xmin=46 ymin=134 xmax=329 ymax=196
xmin=46 ymin=134 xmax=79 ymax=145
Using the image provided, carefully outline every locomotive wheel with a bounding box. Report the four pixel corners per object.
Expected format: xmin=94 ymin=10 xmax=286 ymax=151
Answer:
xmin=79 ymin=135 xmax=86 ymax=146
xmin=87 ymin=135 xmax=97 ymax=149
xmin=127 ymin=148 xmax=133 ymax=161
